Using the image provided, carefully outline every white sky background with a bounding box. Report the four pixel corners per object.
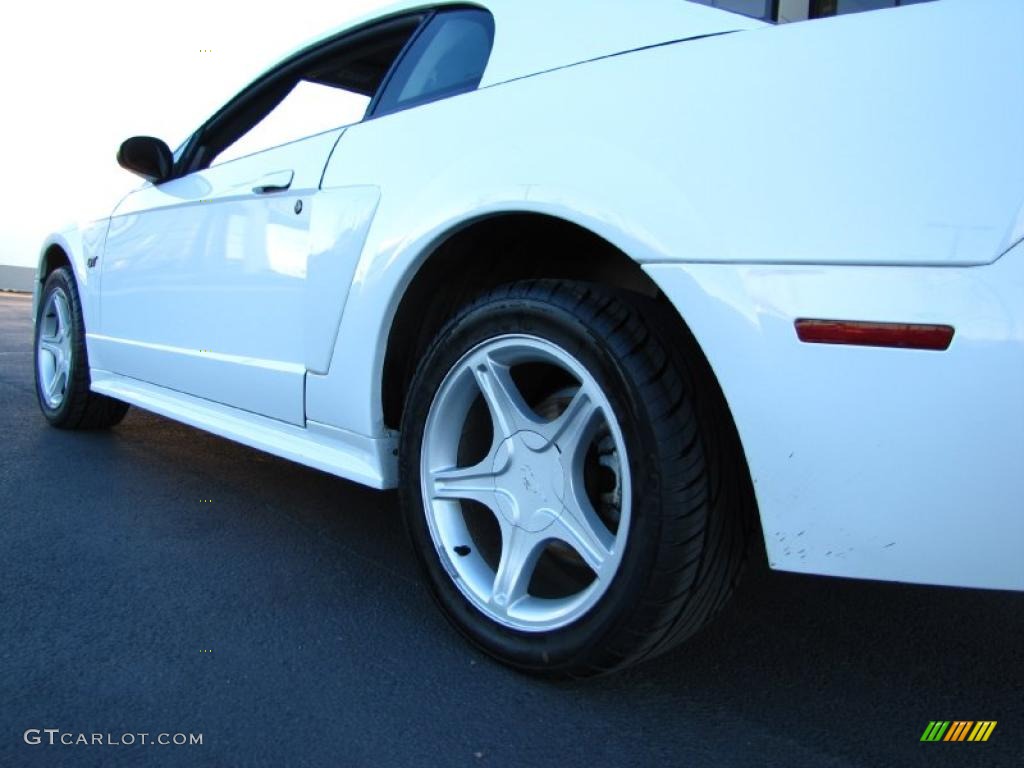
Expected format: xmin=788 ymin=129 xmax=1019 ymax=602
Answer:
xmin=0 ymin=0 xmax=391 ymax=268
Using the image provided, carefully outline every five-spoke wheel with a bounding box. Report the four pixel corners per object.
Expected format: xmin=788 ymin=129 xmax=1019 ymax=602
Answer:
xmin=421 ymin=335 xmax=630 ymax=632
xmin=34 ymin=266 xmax=129 ymax=429
xmin=36 ymin=287 xmax=74 ymax=410
xmin=399 ymin=280 xmax=753 ymax=677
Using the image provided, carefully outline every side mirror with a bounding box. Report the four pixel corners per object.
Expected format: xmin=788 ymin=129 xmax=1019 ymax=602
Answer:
xmin=117 ymin=136 xmax=173 ymax=183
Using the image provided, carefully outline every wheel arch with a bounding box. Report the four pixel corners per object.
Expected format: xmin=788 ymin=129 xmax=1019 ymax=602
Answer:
xmin=36 ymin=230 xmax=90 ymax=292
xmin=37 ymin=231 xmax=87 ymax=284
xmin=33 ymin=228 xmax=98 ymax=336
xmin=34 ymin=235 xmax=77 ymax=322
xmin=379 ymin=211 xmax=745 ymax=463
xmin=383 ymin=212 xmax=642 ymax=429
xmin=39 ymin=241 xmax=72 ymax=280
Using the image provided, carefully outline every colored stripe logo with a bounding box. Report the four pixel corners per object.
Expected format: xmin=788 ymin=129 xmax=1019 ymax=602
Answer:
xmin=920 ymin=721 xmax=996 ymax=742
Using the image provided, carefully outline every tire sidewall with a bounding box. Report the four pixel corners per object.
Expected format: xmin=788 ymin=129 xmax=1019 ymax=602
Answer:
xmin=400 ymin=292 xmax=675 ymax=673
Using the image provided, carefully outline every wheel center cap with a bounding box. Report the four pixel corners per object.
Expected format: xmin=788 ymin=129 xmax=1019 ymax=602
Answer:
xmin=491 ymin=430 xmax=564 ymax=532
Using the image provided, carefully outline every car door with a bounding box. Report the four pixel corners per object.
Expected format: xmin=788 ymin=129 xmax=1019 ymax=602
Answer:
xmin=93 ymin=15 xmax=424 ymax=426
xmin=97 ymin=133 xmax=339 ymax=425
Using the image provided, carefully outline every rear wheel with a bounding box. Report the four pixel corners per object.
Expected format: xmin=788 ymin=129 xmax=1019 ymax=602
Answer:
xmin=34 ymin=267 xmax=129 ymax=429
xmin=399 ymin=280 xmax=755 ymax=676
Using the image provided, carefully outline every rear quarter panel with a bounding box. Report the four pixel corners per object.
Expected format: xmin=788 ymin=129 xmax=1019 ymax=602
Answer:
xmin=313 ymin=0 xmax=1024 ymax=589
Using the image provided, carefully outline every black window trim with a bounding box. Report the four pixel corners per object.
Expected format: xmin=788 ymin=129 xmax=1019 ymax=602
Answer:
xmin=171 ymin=3 xmax=493 ymax=181
xmin=174 ymin=11 xmax=431 ymax=179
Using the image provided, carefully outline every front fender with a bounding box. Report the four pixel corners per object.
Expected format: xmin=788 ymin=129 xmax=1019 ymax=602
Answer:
xmin=35 ymin=220 xmax=108 ymax=332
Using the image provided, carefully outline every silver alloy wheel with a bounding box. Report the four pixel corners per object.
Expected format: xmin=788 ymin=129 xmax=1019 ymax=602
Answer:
xmin=37 ymin=288 xmax=73 ymax=409
xmin=420 ymin=334 xmax=631 ymax=632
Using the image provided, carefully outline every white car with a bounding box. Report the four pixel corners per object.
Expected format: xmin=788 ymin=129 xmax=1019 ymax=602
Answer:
xmin=32 ymin=0 xmax=1024 ymax=675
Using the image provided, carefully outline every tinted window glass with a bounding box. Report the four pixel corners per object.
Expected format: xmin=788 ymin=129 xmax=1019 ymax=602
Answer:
xmin=373 ymin=9 xmax=494 ymax=117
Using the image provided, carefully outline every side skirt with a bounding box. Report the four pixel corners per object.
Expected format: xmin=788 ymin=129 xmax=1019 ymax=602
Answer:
xmin=90 ymin=369 xmax=398 ymax=489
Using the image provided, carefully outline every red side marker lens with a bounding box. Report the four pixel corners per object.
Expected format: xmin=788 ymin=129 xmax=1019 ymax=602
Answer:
xmin=794 ymin=319 xmax=954 ymax=351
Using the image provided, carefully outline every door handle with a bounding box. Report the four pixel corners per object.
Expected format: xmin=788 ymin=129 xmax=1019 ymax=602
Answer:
xmin=252 ymin=170 xmax=294 ymax=195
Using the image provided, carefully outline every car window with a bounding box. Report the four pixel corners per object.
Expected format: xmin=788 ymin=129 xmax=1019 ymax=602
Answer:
xmin=689 ymin=0 xmax=773 ymax=20
xmin=372 ymin=9 xmax=494 ymax=117
xmin=690 ymin=0 xmax=933 ymax=22
xmin=213 ymin=80 xmax=369 ymax=166
xmin=194 ymin=15 xmax=423 ymax=170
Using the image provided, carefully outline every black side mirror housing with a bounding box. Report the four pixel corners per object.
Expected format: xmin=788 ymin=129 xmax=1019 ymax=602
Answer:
xmin=117 ymin=136 xmax=173 ymax=183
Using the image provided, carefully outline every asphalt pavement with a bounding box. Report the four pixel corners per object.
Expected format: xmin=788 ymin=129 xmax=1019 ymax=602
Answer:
xmin=1 ymin=292 xmax=1021 ymax=767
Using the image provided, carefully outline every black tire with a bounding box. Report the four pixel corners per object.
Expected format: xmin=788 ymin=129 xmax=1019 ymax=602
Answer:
xmin=399 ymin=279 xmax=755 ymax=677
xmin=34 ymin=267 xmax=129 ymax=429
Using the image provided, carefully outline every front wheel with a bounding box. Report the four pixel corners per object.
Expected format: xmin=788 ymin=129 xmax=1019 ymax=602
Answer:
xmin=34 ymin=267 xmax=129 ymax=429
xmin=399 ymin=280 xmax=754 ymax=676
